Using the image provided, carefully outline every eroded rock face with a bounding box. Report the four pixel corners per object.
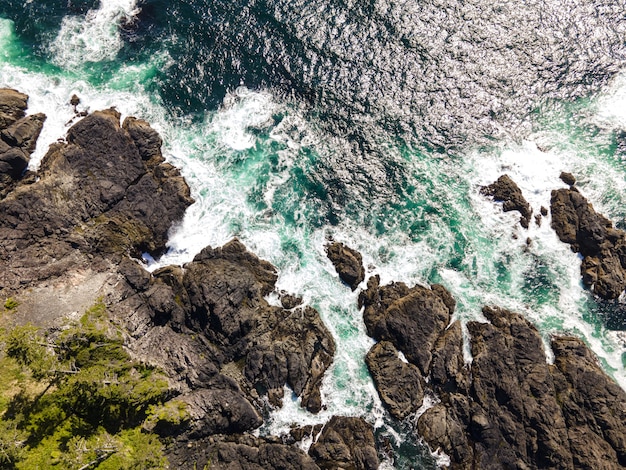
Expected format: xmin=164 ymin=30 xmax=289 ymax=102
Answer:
xmin=550 ymin=186 xmax=626 ymax=300
xmin=481 ymin=174 xmax=533 ymax=228
xmin=326 ymin=241 xmax=365 ymax=290
xmin=308 ymin=416 xmax=379 ymax=470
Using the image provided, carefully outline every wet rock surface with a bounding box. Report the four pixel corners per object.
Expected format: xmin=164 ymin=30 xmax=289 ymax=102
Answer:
xmin=550 ymin=185 xmax=626 ymax=300
xmin=365 ymin=340 xmax=424 ymax=420
xmin=481 ymin=174 xmax=533 ymax=228
xmin=326 ymin=241 xmax=365 ymax=290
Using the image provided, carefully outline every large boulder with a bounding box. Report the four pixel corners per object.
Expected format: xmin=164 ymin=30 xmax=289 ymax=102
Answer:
xmin=365 ymin=340 xmax=424 ymax=420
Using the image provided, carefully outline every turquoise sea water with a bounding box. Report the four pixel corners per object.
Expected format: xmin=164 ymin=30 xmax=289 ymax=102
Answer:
xmin=2 ymin=1 xmax=626 ymax=467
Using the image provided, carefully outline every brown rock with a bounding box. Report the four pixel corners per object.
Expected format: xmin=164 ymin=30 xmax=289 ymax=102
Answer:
xmin=326 ymin=242 xmax=365 ymax=290
xmin=550 ymin=187 xmax=626 ymax=300
xmin=480 ymin=174 xmax=533 ymax=228
xmin=560 ymin=171 xmax=576 ymax=186
xmin=365 ymin=341 xmax=424 ymax=420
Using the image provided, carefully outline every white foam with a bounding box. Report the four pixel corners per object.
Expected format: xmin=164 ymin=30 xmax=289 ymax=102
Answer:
xmin=48 ymin=0 xmax=140 ymax=68
xmin=594 ymin=70 xmax=626 ymax=129
xmin=210 ymin=87 xmax=279 ymax=151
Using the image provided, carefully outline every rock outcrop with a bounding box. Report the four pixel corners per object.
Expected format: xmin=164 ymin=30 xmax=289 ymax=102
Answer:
xmin=347 ymin=244 xmax=626 ymax=469
xmin=308 ymin=416 xmax=379 ymax=470
xmin=326 ymin=241 xmax=365 ymax=290
xmin=481 ymin=174 xmax=533 ymax=228
xmin=167 ymin=434 xmax=321 ymax=470
xmin=0 ymin=93 xmax=339 ymax=468
xmin=0 ymin=88 xmax=45 ymax=198
xmin=550 ymin=185 xmax=626 ymax=300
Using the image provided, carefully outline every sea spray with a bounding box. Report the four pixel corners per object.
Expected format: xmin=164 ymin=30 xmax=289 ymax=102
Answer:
xmin=48 ymin=0 xmax=140 ymax=68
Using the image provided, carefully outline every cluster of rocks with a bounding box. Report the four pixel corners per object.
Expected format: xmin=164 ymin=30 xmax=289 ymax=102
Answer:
xmin=482 ymin=170 xmax=626 ymax=306
xmin=325 ymin=244 xmax=626 ymax=469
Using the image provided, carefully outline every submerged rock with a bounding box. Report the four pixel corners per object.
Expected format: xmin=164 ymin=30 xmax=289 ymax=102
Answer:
xmin=550 ymin=186 xmax=626 ymax=300
xmin=326 ymin=241 xmax=365 ymax=290
xmin=480 ymin=174 xmax=533 ymax=228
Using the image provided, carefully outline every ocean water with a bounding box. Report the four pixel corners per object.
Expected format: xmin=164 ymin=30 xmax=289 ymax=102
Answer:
xmin=2 ymin=0 xmax=626 ymax=467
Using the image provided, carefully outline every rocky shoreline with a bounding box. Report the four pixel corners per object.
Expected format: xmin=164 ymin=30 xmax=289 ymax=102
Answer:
xmin=1 ymin=89 xmax=625 ymax=469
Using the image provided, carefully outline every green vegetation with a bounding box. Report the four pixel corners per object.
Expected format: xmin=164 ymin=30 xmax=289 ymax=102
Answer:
xmin=0 ymin=302 xmax=180 ymax=469
xmin=3 ymin=298 xmax=18 ymax=311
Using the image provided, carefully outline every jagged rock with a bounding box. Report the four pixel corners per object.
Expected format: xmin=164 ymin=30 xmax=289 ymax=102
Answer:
xmin=181 ymin=375 xmax=263 ymax=437
xmin=0 ymin=108 xmax=194 ymax=298
xmin=289 ymin=424 xmax=324 ymax=443
xmin=359 ymin=275 xmax=453 ymax=374
xmin=123 ymin=116 xmax=165 ymax=168
xmin=112 ymin=238 xmax=335 ymax=431
xmin=281 ymin=292 xmax=303 ymax=309
xmin=365 ymin=341 xmax=424 ymax=420
xmin=326 ymin=241 xmax=365 ymax=290
xmin=166 ymin=434 xmax=320 ymax=470
xmin=551 ymin=187 xmax=626 ymax=300
xmin=480 ymin=174 xmax=533 ymax=228
xmin=414 ymin=306 xmax=626 ymax=470
xmin=429 ymin=321 xmax=469 ymax=395
xmin=308 ymin=416 xmax=379 ymax=470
